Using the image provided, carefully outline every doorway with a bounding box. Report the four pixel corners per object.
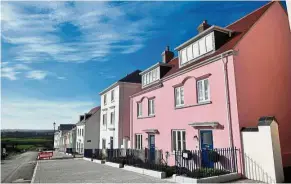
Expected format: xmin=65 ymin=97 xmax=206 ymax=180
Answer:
xmin=200 ymin=130 xmax=214 ymax=168
xmin=148 ymin=134 xmax=155 ymax=163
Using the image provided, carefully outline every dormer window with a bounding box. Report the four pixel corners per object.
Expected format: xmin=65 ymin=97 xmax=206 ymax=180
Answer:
xmin=141 ymin=67 xmax=160 ymax=87
xmin=179 ymin=32 xmax=214 ymax=66
xmin=176 ymin=21 xmax=233 ymax=68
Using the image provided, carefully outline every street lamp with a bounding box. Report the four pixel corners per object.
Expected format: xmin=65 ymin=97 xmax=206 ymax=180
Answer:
xmin=53 ymin=122 xmax=56 ymax=151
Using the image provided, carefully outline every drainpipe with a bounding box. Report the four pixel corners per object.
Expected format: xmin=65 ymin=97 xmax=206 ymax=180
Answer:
xmin=130 ymin=97 xmax=133 ymax=149
xmin=222 ymin=54 xmax=234 ymax=148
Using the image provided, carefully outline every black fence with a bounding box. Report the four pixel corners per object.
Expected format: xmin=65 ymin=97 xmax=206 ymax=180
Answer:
xmin=175 ymin=147 xmax=239 ymax=178
xmin=92 ymin=149 xmax=104 ymax=160
xmin=66 ymin=148 xmax=73 ymax=154
xmin=84 ymin=149 xmax=93 ymax=158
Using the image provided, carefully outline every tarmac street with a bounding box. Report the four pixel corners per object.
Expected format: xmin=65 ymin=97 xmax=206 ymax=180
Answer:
xmin=33 ymin=159 xmax=170 ymax=183
xmin=1 ymin=151 xmax=38 ymax=183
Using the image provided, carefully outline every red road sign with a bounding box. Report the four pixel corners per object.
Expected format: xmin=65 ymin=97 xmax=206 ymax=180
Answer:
xmin=38 ymin=151 xmax=53 ymax=160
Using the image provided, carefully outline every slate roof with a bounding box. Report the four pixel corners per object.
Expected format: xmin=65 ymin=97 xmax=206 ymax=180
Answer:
xmin=119 ymin=70 xmax=142 ymax=83
xmin=58 ymin=124 xmax=75 ymax=131
xmin=88 ymin=106 xmax=101 ymax=115
xmin=258 ymin=116 xmax=277 ymax=126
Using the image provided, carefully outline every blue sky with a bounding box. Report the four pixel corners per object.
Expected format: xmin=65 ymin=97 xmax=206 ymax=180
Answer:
xmin=1 ymin=1 xmax=286 ymax=129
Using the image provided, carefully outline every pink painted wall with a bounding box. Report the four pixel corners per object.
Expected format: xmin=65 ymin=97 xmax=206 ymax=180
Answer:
xmin=233 ymin=2 xmax=291 ymax=166
xmin=119 ymin=83 xmax=141 ymax=148
xmin=131 ymin=56 xmax=241 ymax=166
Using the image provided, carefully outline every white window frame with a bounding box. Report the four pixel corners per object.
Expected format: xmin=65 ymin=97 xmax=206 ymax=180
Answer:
xmin=197 ymin=78 xmax=210 ymax=103
xmin=205 ymin=33 xmax=214 ymax=52
xmin=102 ymin=139 xmax=106 ymax=149
xmin=137 ymin=102 xmax=142 ymax=117
xmin=110 ymin=111 xmax=115 ymax=125
xmin=148 ymin=99 xmax=155 ymax=116
xmin=103 ymin=113 xmax=107 ymax=126
xmin=104 ymin=94 xmax=107 ymax=105
xmin=181 ymin=49 xmax=187 ymax=64
xmin=135 ymin=134 xmax=143 ymax=150
xmin=171 ymin=130 xmax=186 ymax=151
xmin=175 ymin=86 xmax=184 ymax=107
xmin=111 ymin=90 xmax=115 ymax=102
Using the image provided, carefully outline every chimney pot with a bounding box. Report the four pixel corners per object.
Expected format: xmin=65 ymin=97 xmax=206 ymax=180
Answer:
xmin=162 ymin=46 xmax=174 ymax=63
xmin=197 ymin=20 xmax=211 ymax=33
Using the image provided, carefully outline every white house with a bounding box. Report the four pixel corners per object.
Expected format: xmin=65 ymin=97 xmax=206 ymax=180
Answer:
xmin=84 ymin=106 xmax=101 ymax=151
xmin=99 ymin=70 xmax=142 ymax=149
xmin=76 ymin=116 xmax=85 ymax=154
xmin=54 ymin=124 xmax=75 ymax=152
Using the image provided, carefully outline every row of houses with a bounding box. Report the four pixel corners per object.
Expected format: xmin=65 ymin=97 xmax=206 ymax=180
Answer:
xmin=54 ymin=1 xmax=291 ymax=180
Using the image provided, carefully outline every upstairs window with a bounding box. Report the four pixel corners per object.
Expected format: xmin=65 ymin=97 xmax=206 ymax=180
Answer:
xmin=148 ymin=99 xmax=155 ymax=116
xmin=135 ymin=134 xmax=143 ymax=149
xmin=197 ymin=78 xmax=210 ymax=103
xmin=142 ymin=68 xmax=160 ymax=87
xmin=179 ymin=32 xmax=214 ymax=66
xmin=104 ymin=94 xmax=107 ymax=105
xmin=111 ymin=90 xmax=115 ymax=102
xmin=110 ymin=111 xmax=115 ymax=125
xmin=103 ymin=114 xmax=107 ymax=126
xmin=137 ymin=103 xmax=142 ymax=117
xmin=175 ymin=86 xmax=184 ymax=107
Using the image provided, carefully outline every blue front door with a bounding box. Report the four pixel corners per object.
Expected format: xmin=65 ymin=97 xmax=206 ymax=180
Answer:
xmin=148 ymin=134 xmax=155 ymax=162
xmin=200 ymin=130 xmax=214 ymax=168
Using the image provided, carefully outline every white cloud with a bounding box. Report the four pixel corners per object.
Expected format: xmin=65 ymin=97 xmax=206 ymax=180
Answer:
xmin=1 ymin=62 xmax=65 ymax=81
xmin=26 ymin=70 xmax=48 ymax=80
xmin=1 ymin=97 xmax=95 ymax=129
xmin=1 ymin=62 xmax=31 ymax=80
xmin=1 ymin=1 xmax=162 ymax=64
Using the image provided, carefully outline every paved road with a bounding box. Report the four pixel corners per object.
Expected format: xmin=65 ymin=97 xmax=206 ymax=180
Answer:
xmin=1 ymin=151 xmax=38 ymax=183
xmin=33 ymin=159 xmax=170 ymax=183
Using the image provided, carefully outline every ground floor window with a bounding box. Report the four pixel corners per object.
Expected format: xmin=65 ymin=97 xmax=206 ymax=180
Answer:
xmin=135 ymin=134 xmax=143 ymax=149
xmin=171 ymin=130 xmax=186 ymax=151
xmin=102 ymin=139 xmax=106 ymax=149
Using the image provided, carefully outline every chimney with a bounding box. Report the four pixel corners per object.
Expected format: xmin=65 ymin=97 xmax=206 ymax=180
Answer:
xmin=161 ymin=46 xmax=174 ymax=63
xmin=79 ymin=115 xmax=84 ymax=122
xmin=197 ymin=20 xmax=211 ymax=33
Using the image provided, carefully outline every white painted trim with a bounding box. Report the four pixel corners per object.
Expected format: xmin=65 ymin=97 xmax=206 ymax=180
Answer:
xmin=99 ymin=82 xmax=141 ymax=95
xmin=169 ymin=173 xmax=241 ymax=183
xmin=105 ymin=161 xmax=123 ymax=168
xmin=123 ymin=165 xmax=166 ymax=179
xmin=175 ymin=26 xmax=232 ymax=51
xmin=30 ymin=161 xmax=38 ymax=184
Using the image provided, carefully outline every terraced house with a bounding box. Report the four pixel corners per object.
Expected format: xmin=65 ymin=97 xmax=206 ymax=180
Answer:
xmin=99 ymin=70 xmax=141 ymax=149
xmin=130 ymin=1 xmax=291 ymax=173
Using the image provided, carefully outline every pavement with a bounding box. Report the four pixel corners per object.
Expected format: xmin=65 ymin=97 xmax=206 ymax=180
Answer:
xmin=33 ymin=158 xmax=170 ymax=183
xmin=1 ymin=151 xmax=38 ymax=183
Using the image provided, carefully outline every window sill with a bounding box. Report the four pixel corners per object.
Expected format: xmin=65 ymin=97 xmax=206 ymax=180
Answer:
xmin=137 ymin=115 xmax=155 ymax=119
xmin=175 ymin=101 xmax=212 ymax=110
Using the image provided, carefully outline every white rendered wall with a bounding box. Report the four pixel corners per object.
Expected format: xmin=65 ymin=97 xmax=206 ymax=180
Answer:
xmin=100 ymin=85 xmax=120 ymax=149
xmin=76 ymin=124 xmax=85 ymax=154
xmin=242 ymin=121 xmax=284 ymax=183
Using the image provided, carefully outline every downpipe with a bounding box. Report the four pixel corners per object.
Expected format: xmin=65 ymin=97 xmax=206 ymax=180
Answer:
xmin=221 ymin=53 xmax=236 ymax=172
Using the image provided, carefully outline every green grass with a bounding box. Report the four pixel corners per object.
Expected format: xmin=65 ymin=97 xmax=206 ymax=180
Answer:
xmin=16 ymin=145 xmax=36 ymax=150
xmin=1 ymin=137 xmax=52 ymax=142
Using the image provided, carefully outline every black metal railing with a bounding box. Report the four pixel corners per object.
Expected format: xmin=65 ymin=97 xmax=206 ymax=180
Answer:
xmin=66 ymin=148 xmax=73 ymax=154
xmin=175 ymin=147 xmax=239 ymax=179
xmin=92 ymin=149 xmax=104 ymax=160
xmin=84 ymin=149 xmax=93 ymax=158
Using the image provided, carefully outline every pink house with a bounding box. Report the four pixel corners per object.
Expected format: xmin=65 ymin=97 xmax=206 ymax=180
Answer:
xmin=130 ymin=1 xmax=291 ymax=168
